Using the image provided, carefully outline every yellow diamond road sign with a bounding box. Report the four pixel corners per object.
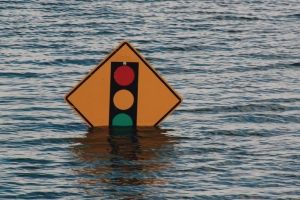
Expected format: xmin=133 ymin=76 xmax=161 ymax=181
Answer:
xmin=64 ymin=40 xmax=182 ymax=127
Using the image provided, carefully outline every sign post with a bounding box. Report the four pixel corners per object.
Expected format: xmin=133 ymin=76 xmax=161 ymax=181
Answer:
xmin=64 ymin=40 xmax=182 ymax=127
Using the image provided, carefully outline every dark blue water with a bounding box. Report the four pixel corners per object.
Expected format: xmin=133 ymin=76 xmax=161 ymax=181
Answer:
xmin=1 ymin=0 xmax=300 ymax=199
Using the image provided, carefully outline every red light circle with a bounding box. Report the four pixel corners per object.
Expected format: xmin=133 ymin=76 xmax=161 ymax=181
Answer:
xmin=114 ymin=65 xmax=135 ymax=86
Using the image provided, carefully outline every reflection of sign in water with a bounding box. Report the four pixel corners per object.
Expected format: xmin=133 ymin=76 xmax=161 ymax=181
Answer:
xmin=64 ymin=40 xmax=182 ymax=127
xmin=71 ymin=127 xmax=175 ymax=193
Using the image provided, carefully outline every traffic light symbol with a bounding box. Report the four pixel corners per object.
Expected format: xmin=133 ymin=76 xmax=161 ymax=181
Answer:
xmin=109 ymin=62 xmax=139 ymax=126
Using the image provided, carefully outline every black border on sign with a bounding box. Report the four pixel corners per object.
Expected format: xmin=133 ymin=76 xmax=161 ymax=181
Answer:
xmin=65 ymin=41 xmax=182 ymax=127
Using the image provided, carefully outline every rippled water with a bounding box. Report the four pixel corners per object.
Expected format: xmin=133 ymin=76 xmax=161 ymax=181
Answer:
xmin=1 ymin=0 xmax=300 ymax=199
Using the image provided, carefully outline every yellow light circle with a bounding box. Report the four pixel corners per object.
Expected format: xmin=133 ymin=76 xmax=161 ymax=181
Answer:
xmin=113 ymin=89 xmax=134 ymax=110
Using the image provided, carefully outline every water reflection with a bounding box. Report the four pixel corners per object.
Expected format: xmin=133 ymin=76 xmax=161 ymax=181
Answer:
xmin=71 ymin=127 xmax=176 ymax=196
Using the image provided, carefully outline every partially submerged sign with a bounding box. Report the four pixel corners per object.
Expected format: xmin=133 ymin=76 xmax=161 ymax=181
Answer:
xmin=64 ymin=40 xmax=182 ymax=127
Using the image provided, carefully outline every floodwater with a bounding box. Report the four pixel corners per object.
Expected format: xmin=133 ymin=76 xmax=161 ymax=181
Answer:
xmin=1 ymin=0 xmax=300 ymax=199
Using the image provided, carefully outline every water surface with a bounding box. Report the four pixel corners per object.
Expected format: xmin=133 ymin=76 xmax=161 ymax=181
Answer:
xmin=1 ymin=0 xmax=300 ymax=199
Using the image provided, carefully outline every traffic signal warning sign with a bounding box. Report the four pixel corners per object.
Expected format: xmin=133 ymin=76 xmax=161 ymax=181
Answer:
xmin=64 ymin=40 xmax=182 ymax=127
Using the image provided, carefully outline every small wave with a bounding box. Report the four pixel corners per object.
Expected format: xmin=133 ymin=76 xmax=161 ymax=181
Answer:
xmin=4 ymin=157 xmax=53 ymax=165
xmin=53 ymin=58 xmax=99 ymax=66
xmin=286 ymin=13 xmax=300 ymax=18
xmin=179 ymin=103 xmax=293 ymax=113
xmin=223 ymin=62 xmax=300 ymax=73
xmin=206 ymin=129 xmax=271 ymax=137
xmin=212 ymin=15 xmax=260 ymax=21
xmin=223 ymin=114 xmax=300 ymax=123
xmin=291 ymin=62 xmax=300 ymax=67
xmin=0 ymin=72 xmax=39 ymax=79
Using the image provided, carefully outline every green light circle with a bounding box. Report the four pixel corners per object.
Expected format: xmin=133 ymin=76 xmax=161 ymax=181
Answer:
xmin=112 ymin=113 xmax=133 ymax=126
